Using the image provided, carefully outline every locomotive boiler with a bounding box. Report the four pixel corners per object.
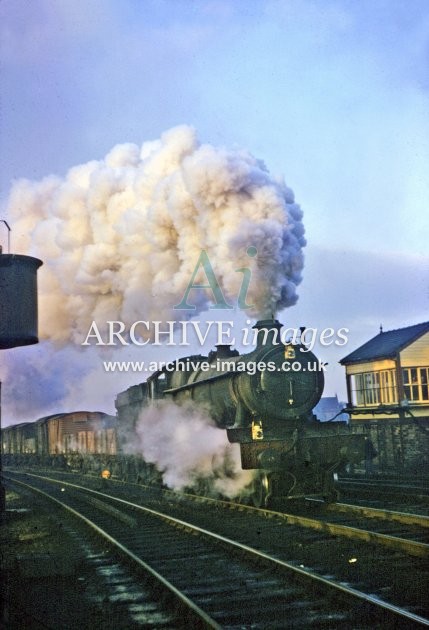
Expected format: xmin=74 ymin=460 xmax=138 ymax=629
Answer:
xmin=117 ymin=319 xmax=366 ymax=505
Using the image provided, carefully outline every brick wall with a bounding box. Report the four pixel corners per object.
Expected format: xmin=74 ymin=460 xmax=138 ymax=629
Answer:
xmin=350 ymin=417 xmax=429 ymax=474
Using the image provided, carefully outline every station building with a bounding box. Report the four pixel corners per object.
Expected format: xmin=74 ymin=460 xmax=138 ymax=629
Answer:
xmin=340 ymin=321 xmax=429 ymax=473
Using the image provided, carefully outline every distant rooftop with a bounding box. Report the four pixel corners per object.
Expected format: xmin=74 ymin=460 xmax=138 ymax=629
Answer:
xmin=340 ymin=321 xmax=429 ymax=365
xmin=314 ymin=395 xmax=348 ymax=422
xmin=314 ymin=395 xmax=340 ymax=412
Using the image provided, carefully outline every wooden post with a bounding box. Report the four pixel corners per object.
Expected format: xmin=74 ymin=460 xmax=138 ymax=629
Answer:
xmin=395 ymin=353 xmax=406 ymax=420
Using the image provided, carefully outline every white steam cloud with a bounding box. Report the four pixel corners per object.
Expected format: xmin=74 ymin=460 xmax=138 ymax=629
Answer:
xmin=7 ymin=125 xmax=305 ymax=344
xmin=128 ymin=401 xmax=254 ymax=499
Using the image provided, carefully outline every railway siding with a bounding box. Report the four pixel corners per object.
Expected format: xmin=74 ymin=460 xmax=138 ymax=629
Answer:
xmin=5 ymin=470 xmax=429 ymax=627
xmin=2 ymin=479 xmax=177 ymax=629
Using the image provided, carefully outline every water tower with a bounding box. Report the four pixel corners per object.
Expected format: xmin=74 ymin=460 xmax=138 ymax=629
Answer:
xmin=0 ymin=220 xmax=43 ymax=512
xmin=0 ymin=253 xmax=43 ymax=348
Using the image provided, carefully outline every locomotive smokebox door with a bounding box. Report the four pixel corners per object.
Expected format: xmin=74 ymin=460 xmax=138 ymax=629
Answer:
xmin=0 ymin=254 xmax=43 ymax=349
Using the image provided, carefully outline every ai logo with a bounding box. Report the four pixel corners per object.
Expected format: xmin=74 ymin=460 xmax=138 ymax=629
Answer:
xmin=174 ymin=247 xmax=257 ymax=310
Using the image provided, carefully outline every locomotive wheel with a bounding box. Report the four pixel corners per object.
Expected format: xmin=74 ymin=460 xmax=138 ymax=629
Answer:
xmin=251 ymin=473 xmax=271 ymax=508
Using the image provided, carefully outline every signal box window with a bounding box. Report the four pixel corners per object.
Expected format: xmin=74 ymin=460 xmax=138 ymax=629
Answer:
xmin=403 ymin=367 xmax=429 ymax=402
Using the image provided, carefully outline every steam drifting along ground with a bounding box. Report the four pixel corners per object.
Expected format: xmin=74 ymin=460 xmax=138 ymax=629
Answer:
xmin=7 ymin=124 xmax=305 ymax=344
xmin=127 ymin=401 xmax=255 ymax=499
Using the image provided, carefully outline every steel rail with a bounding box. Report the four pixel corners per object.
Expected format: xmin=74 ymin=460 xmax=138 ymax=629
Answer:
xmin=306 ymin=497 xmax=429 ymax=528
xmin=5 ymin=475 xmax=221 ymax=630
xmin=339 ymin=477 xmax=429 ymax=493
xmin=7 ymin=471 xmax=429 ymax=627
xmin=6 ymin=473 xmax=429 ymax=558
xmin=161 ymin=484 xmax=429 ymax=557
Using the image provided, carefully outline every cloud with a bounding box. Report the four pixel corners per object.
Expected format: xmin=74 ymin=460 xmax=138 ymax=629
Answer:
xmin=290 ymin=245 xmax=429 ymax=398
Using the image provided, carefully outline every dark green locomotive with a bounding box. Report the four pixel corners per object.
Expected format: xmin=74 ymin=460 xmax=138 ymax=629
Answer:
xmin=117 ymin=319 xmax=366 ymax=505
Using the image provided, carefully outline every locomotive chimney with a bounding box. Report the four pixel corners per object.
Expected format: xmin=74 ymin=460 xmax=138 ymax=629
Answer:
xmin=252 ymin=319 xmax=282 ymax=347
xmin=215 ymin=344 xmax=238 ymax=359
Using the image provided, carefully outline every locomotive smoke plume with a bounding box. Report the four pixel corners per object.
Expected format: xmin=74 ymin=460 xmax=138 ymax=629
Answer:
xmin=128 ymin=401 xmax=255 ymax=498
xmin=7 ymin=125 xmax=305 ymax=343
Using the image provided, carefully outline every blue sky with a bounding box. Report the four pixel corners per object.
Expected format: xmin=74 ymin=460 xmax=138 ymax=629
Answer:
xmin=0 ymin=0 xmax=428 ymax=421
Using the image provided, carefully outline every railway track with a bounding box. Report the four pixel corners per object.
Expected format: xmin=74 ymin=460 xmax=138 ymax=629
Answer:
xmin=306 ymin=497 xmax=429 ymax=526
xmin=183 ymin=493 xmax=429 ymax=557
xmin=340 ymin=474 xmax=429 ymax=489
xmin=4 ymin=474 xmax=216 ymax=629
xmin=338 ymin=476 xmax=429 ymax=509
xmin=6 ymin=467 xmax=429 ymax=552
xmin=4 ymin=470 xmax=429 ymax=628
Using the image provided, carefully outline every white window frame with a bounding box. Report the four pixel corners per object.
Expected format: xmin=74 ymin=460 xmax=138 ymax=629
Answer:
xmin=403 ymin=367 xmax=429 ymax=402
xmin=351 ymin=369 xmax=397 ymax=407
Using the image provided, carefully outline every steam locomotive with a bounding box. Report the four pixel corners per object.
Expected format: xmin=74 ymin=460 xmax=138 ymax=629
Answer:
xmin=116 ymin=319 xmax=366 ymax=504
xmin=2 ymin=319 xmax=366 ymax=505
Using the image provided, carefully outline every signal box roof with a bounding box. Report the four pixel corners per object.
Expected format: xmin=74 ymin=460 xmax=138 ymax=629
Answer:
xmin=340 ymin=321 xmax=429 ymax=365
